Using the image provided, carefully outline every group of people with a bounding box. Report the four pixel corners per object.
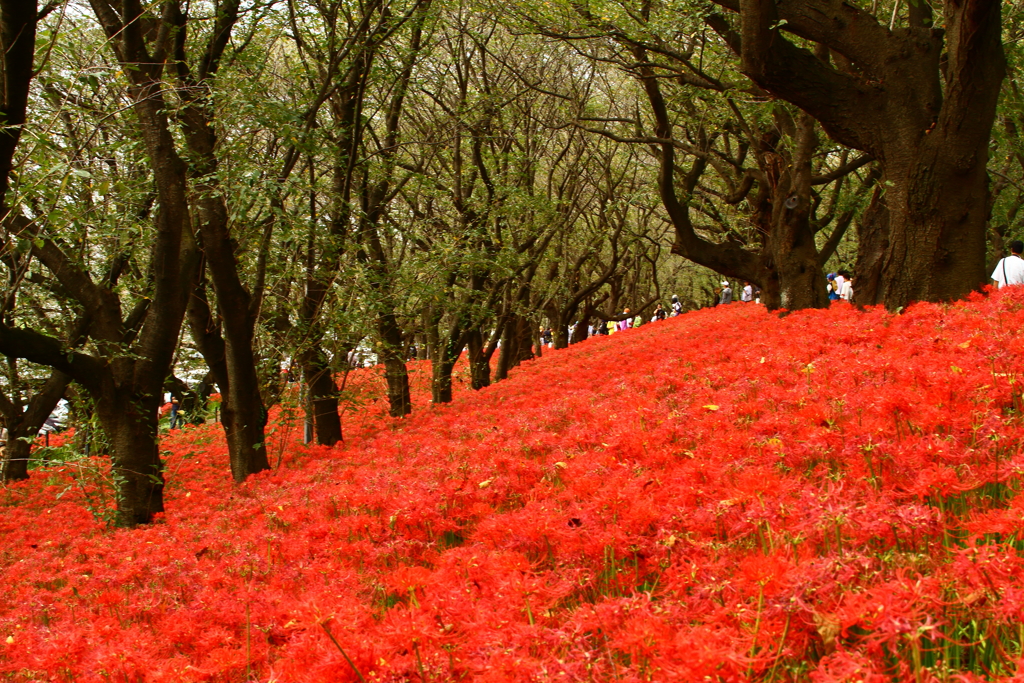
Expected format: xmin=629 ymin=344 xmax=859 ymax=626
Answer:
xmin=827 ymin=271 xmax=854 ymax=302
xmin=716 ymin=281 xmax=760 ymax=305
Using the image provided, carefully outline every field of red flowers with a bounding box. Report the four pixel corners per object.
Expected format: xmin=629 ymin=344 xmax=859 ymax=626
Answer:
xmin=2 ymin=289 xmax=1024 ymax=682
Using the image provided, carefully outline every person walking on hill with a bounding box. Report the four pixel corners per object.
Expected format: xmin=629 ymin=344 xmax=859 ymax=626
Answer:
xmin=670 ymin=295 xmax=683 ymax=317
xmin=617 ymin=309 xmax=632 ymax=332
xmin=169 ymin=398 xmax=181 ymax=430
xmin=839 ymin=274 xmax=854 ymax=302
xmin=992 ymin=240 xmax=1024 ymax=288
xmin=719 ymin=281 xmax=733 ymax=305
xmin=741 ymin=282 xmax=753 ymax=303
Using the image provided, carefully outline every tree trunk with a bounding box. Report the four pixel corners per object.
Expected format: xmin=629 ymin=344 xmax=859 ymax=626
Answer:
xmin=219 ymin=353 xmax=270 ymax=481
xmin=431 ymin=354 xmax=456 ymax=404
xmin=186 ymin=279 xmax=269 ymax=478
xmin=378 ymin=312 xmax=411 ymax=417
xmin=550 ymin=312 xmax=571 ymax=350
xmin=302 ymin=349 xmax=342 ymax=446
xmin=709 ymin=0 xmax=1006 ymax=310
xmin=175 ymin=0 xmax=269 ymax=481
xmin=762 ymin=113 xmax=831 ymax=311
xmin=853 ymin=185 xmax=890 ymax=307
xmin=879 ymin=152 xmax=990 ymax=308
xmin=95 ymin=386 xmax=165 ymax=527
xmin=1 ymin=431 xmax=31 ymax=481
xmin=431 ymin=316 xmax=466 ymax=405
xmin=496 ymin=314 xmax=535 ymax=381
xmin=571 ymin=319 xmax=589 ymax=344
xmin=495 ymin=318 xmax=516 ymax=382
xmin=466 ymin=328 xmax=491 ymax=390
xmin=0 ymin=368 xmax=70 ymax=481
xmin=192 ymin=200 xmax=269 ymax=481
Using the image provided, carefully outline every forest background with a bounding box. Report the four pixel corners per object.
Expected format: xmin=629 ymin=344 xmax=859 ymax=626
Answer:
xmin=0 ymin=0 xmax=1022 ymax=526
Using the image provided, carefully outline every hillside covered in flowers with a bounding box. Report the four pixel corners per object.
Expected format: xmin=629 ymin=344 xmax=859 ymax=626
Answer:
xmin=2 ymin=291 xmax=1024 ymax=682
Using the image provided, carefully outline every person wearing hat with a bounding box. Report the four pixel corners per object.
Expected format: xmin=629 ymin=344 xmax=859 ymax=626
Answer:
xmin=826 ymin=273 xmax=840 ymax=301
xmin=719 ymin=281 xmax=733 ymax=305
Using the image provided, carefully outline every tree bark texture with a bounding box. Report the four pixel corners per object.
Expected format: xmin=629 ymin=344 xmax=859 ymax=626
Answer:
xmin=711 ymin=0 xmax=1006 ymax=309
xmin=466 ymin=327 xmax=492 ymax=390
xmin=301 ymin=348 xmax=343 ymax=447
xmin=95 ymin=382 xmax=166 ymax=527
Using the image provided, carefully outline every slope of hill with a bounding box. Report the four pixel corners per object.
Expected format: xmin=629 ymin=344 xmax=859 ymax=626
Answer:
xmin=2 ymin=291 xmax=1024 ymax=682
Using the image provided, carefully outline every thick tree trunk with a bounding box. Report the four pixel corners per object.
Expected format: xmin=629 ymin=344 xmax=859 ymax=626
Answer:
xmin=764 ymin=114 xmax=830 ymax=311
xmin=571 ymin=319 xmax=589 ymax=344
xmin=0 ymin=0 xmax=198 ymax=527
xmin=1 ymin=432 xmax=30 ymax=481
xmin=218 ymin=334 xmax=270 ymax=481
xmin=496 ymin=314 xmax=535 ymax=381
xmin=302 ymin=349 xmax=342 ymax=447
xmin=853 ymin=185 xmax=889 ymax=307
xmin=494 ymin=318 xmax=517 ymax=382
xmin=550 ymin=312 xmax=571 ymax=350
xmin=879 ymin=152 xmax=990 ymax=308
xmin=95 ymin=387 xmax=165 ymax=527
xmin=431 ymin=355 xmax=456 ymax=404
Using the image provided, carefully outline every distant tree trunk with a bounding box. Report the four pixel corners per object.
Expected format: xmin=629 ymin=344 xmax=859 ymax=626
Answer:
xmin=496 ymin=314 xmax=535 ymax=381
xmin=352 ymin=6 xmax=429 ymax=417
xmin=186 ymin=274 xmax=269 ymax=479
xmin=431 ymin=352 xmax=457 ymax=404
xmin=379 ymin=312 xmax=412 ymax=417
xmin=548 ymin=308 xmax=572 ymax=349
xmin=298 ymin=274 xmax=343 ymax=446
xmin=466 ymin=327 xmax=491 ymax=390
xmin=0 ymin=369 xmax=70 ymax=481
xmin=301 ymin=350 xmax=342 ymax=446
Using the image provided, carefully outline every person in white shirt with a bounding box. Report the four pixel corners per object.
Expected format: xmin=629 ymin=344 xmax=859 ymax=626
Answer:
xmin=840 ymin=276 xmax=854 ymax=301
xmin=832 ymin=272 xmax=846 ymax=300
xmin=740 ymin=282 xmax=753 ymax=302
xmin=992 ymin=240 xmax=1024 ymax=288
